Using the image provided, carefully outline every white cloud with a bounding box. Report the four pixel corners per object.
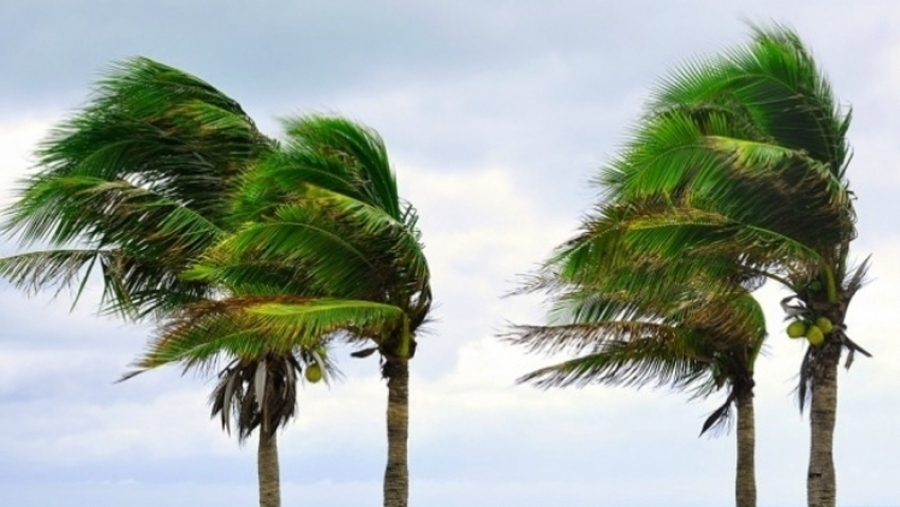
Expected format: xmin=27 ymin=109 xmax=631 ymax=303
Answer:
xmin=0 ymin=116 xmax=51 ymax=206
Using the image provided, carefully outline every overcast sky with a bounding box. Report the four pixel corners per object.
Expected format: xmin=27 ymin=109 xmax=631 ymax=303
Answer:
xmin=2 ymin=1 xmax=899 ymax=506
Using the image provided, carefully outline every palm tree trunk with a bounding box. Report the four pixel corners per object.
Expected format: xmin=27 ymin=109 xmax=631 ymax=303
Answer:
xmin=807 ymin=341 xmax=840 ymax=507
xmin=258 ymin=430 xmax=281 ymax=507
xmin=383 ymin=357 xmax=409 ymax=507
xmin=735 ymin=392 xmax=756 ymax=507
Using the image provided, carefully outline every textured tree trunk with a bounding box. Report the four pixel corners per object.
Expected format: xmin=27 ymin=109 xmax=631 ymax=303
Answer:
xmin=808 ymin=341 xmax=840 ymax=507
xmin=383 ymin=357 xmax=410 ymax=507
xmin=258 ymin=431 xmax=281 ymax=507
xmin=735 ymin=393 xmax=756 ymax=507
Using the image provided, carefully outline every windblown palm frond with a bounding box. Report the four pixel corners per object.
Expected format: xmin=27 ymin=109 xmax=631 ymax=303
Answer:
xmin=517 ymin=334 xmax=711 ymax=391
xmin=281 ymin=116 xmax=401 ymax=218
xmin=508 ymin=281 xmax=765 ymax=435
xmin=652 ymin=25 xmax=850 ymax=175
xmin=124 ymin=296 xmax=407 ymax=375
xmin=1 ymin=57 xmax=271 ymax=319
xmin=232 ymin=115 xmax=400 ymax=223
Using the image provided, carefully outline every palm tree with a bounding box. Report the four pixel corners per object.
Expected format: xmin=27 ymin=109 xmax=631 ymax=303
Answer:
xmin=0 ymin=58 xmax=318 ymax=507
xmin=509 ymin=257 xmax=766 ymax=507
xmin=169 ymin=115 xmax=432 ymax=507
xmin=546 ymin=26 xmax=868 ymax=507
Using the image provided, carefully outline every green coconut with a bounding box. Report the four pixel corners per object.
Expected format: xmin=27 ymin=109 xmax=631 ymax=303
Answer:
xmin=786 ymin=320 xmax=807 ymax=339
xmin=305 ymin=363 xmax=323 ymax=383
xmin=806 ymin=325 xmax=825 ymax=346
xmin=816 ymin=317 xmax=834 ymax=334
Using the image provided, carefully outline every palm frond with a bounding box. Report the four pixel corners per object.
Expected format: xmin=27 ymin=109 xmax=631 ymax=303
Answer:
xmin=281 ymin=115 xmax=400 ymax=219
xmin=2 ymin=57 xmax=270 ymax=319
xmin=651 ymin=24 xmax=850 ymax=172
xmin=200 ymin=180 xmax=431 ymax=315
xmin=505 ymin=320 xmax=683 ymax=356
xmin=131 ymin=296 xmax=406 ymax=372
xmin=0 ymin=248 xmax=114 ymax=298
xmin=517 ymin=336 xmax=710 ymax=390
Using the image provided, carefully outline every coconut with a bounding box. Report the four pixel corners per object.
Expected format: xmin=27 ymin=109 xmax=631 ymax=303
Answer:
xmin=806 ymin=325 xmax=825 ymax=346
xmin=305 ymin=363 xmax=323 ymax=383
xmin=816 ymin=317 xmax=834 ymax=334
xmin=786 ymin=320 xmax=806 ymax=338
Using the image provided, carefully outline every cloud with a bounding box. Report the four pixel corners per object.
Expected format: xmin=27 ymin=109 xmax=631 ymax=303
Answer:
xmin=0 ymin=117 xmax=51 ymax=206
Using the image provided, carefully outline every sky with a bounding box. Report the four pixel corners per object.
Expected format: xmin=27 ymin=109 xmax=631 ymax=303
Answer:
xmin=1 ymin=1 xmax=899 ymax=506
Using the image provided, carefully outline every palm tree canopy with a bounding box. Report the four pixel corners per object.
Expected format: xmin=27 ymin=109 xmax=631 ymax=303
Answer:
xmin=0 ymin=57 xmax=271 ymax=318
xmin=124 ymin=115 xmax=431 ymax=388
xmin=562 ymin=26 xmax=856 ymax=298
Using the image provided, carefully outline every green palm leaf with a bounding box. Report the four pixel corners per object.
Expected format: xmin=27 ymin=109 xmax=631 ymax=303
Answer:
xmin=2 ymin=57 xmax=270 ymax=319
xmin=133 ymin=297 xmax=406 ymax=369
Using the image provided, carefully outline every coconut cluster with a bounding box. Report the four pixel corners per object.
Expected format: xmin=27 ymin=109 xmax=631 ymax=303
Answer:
xmin=785 ymin=317 xmax=833 ymax=346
